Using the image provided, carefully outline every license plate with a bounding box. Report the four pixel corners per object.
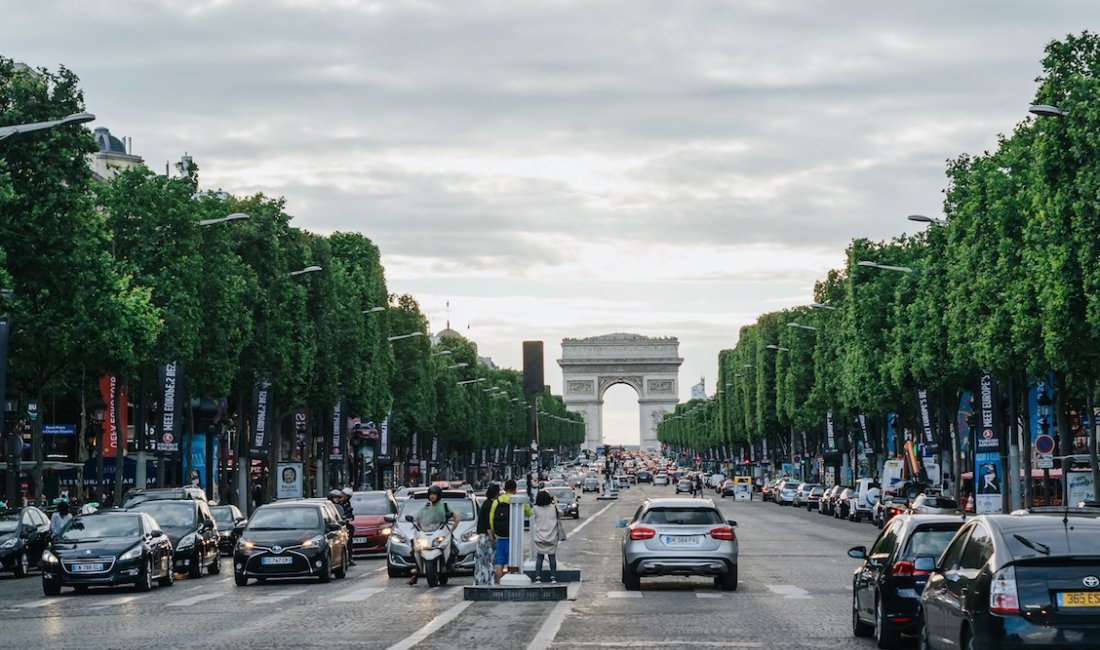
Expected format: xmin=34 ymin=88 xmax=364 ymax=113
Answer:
xmin=354 ymin=537 xmax=367 ymax=543
xmin=662 ymin=535 xmax=700 ymax=546
xmin=1058 ymin=591 xmax=1100 ymax=608
xmin=71 ymin=563 xmax=104 ymax=572
xmin=261 ymin=556 xmax=293 ymax=565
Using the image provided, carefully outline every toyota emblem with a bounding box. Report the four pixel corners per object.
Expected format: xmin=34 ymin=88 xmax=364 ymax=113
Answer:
xmin=1084 ymin=576 xmax=1100 ymax=588
xmin=272 ymin=545 xmax=282 ymax=554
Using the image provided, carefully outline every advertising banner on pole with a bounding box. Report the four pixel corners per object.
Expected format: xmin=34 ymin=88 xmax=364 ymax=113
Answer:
xmin=277 ymin=462 xmax=303 ymax=499
xmin=250 ymin=379 xmax=273 ymax=457
xmin=100 ymin=375 xmax=129 ymax=459
xmin=329 ymin=397 xmax=345 ymax=462
xmin=826 ymin=411 xmax=835 ymax=449
xmin=1027 ymin=375 xmax=1056 ymax=470
xmin=916 ymin=388 xmax=938 ymax=454
xmin=156 ymin=363 xmax=183 ymax=455
xmin=975 ymin=371 xmax=1003 ymax=514
xmin=378 ymin=410 xmax=391 ymax=461
xmin=855 ymin=410 xmax=873 ymax=456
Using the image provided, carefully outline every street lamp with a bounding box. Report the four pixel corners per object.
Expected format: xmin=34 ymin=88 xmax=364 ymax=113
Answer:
xmin=362 ymin=307 xmax=385 ymax=314
xmin=431 ymin=350 xmax=452 ymax=357
xmin=290 ymin=265 xmax=323 ymax=276
xmin=810 ymin=302 xmax=839 ymax=311
xmin=1029 ymin=104 xmax=1069 ymax=117
xmin=197 ymin=212 xmax=249 ymax=227
xmin=765 ymin=344 xmax=790 ymax=352
xmin=387 ymin=332 xmax=424 ymax=342
xmin=0 ymin=112 xmax=96 ymax=142
xmin=857 ymin=260 xmax=912 ymax=273
xmin=907 ymin=214 xmax=946 ymax=226
xmin=787 ymin=322 xmax=817 ymax=331
xmin=448 ymin=363 xmax=469 ymax=370
xmin=456 ymin=378 xmax=487 ymax=386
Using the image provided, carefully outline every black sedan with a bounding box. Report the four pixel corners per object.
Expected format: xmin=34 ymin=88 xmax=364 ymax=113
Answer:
xmin=211 ymin=505 xmax=248 ymax=555
xmin=921 ymin=510 xmax=1100 ymax=649
xmin=545 ymin=487 xmax=580 ymax=519
xmin=128 ymin=499 xmax=221 ymax=578
xmin=848 ymin=514 xmax=964 ymax=648
xmin=233 ymin=501 xmax=349 ymax=586
xmin=0 ymin=506 xmax=52 ymax=577
xmin=40 ymin=511 xmax=175 ymax=594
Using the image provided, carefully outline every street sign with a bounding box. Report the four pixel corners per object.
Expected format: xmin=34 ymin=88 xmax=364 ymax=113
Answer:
xmin=1034 ymin=434 xmax=1055 ymax=455
xmin=1037 ymin=456 xmax=1054 ymax=469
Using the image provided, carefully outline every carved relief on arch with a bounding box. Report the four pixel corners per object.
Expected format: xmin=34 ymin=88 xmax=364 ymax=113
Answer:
xmin=598 ymin=375 xmax=642 ymax=397
xmin=566 ymin=380 xmax=595 ymax=395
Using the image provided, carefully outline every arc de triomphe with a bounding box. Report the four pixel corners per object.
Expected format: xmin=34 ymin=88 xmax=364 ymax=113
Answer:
xmin=558 ymin=333 xmax=683 ymax=451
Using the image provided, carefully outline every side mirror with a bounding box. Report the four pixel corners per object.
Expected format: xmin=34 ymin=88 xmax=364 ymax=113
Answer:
xmin=847 ymin=545 xmax=868 ymax=560
xmin=404 ymin=514 xmax=415 ymax=523
xmin=383 ymin=514 xmax=396 ymax=523
xmin=726 ymin=520 xmax=738 ymax=527
xmin=914 ymin=557 xmax=936 ymax=573
xmin=151 ymin=529 xmax=165 ymax=538
xmin=326 ymin=521 xmax=342 ymax=532
xmin=234 ymin=521 xmax=247 ymax=531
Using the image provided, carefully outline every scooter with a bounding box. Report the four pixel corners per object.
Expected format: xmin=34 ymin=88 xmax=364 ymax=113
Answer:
xmin=405 ymin=515 xmax=456 ymax=587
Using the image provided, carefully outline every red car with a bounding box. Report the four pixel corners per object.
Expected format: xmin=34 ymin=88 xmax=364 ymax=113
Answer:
xmin=349 ymin=490 xmax=398 ymax=556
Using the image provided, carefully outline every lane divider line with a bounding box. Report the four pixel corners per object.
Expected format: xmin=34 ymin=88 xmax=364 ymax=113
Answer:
xmin=568 ymin=501 xmax=616 ymax=538
xmin=386 ymin=600 xmax=472 ymax=650
xmin=527 ymin=586 xmax=577 ymax=650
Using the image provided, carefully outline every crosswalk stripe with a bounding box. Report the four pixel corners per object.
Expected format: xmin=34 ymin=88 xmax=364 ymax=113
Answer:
xmin=15 ymin=598 xmax=64 ymax=608
xmin=90 ymin=594 xmax=153 ymax=606
xmin=606 ymin=591 xmax=643 ymax=599
xmin=250 ymin=588 xmax=308 ymax=604
xmin=168 ymin=593 xmax=220 ymax=607
xmin=765 ymin=584 xmax=812 ymax=599
xmin=695 ymin=592 xmax=724 ymax=599
xmin=333 ymin=587 xmax=383 ymax=602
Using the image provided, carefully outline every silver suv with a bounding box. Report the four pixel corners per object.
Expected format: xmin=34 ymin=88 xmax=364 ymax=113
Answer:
xmin=620 ymin=498 xmax=738 ymax=591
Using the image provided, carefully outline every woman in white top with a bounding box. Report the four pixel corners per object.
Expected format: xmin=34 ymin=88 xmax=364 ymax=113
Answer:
xmin=49 ymin=500 xmax=72 ymax=537
xmin=530 ymin=489 xmax=561 ymax=583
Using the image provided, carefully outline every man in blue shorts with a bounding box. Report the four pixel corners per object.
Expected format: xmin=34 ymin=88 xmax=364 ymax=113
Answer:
xmin=488 ymin=479 xmax=532 ymax=584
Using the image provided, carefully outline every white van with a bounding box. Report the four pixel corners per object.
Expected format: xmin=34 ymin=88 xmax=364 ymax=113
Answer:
xmin=847 ymin=478 xmax=880 ymax=522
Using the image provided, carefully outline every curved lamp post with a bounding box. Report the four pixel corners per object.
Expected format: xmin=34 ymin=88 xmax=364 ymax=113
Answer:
xmin=198 ymin=212 xmax=250 ymax=227
xmin=0 ymin=111 xmax=95 ymax=142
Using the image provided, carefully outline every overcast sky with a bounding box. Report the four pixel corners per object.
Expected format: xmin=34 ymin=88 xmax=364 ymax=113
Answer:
xmin=5 ymin=1 xmax=1097 ymax=444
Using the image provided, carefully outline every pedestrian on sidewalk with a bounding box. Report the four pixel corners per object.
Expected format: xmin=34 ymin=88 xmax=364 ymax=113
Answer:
xmin=530 ymin=489 xmax=562 ymax=583
xmin=474 ymin=483 xmax=500 ymax=585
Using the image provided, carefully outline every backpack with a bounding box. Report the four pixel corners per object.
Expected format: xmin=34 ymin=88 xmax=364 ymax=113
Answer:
xmin=492 ymin=498 xmax=511 ymax=537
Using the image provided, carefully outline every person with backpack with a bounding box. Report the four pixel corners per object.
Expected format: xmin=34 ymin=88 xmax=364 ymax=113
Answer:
xmin=474 ymin=483 xmax=500 ymax=586
xmin=488 ymin=479 xmax=531 ymax=584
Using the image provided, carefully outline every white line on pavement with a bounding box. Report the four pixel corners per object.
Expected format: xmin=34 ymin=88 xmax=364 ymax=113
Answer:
xmin=15 ymin=598 xmax=63 ymax=608
xmin=765 ymin=584 xmax=812 ymax=599
xmin=527 ymin=589 xmax=576 ymax=650
xmin=386 ymin=600 xmax=472 ymax=650
xmin=90 ymin=594 xmax=153 ymax=607
xmin=606 ymin=591 xmax=642 ymax=599
xmin=167 ymin=593 xmax=221 ymax=607
xmin=250 ymin=588 xmax=308 ymax=604
xmin=332 ymin=587 xmax=382 ymax=603
xmin=568 ymin=501 xmax=615 ymax=538
xmin=695 ymin=592 xmax=724 ymax=599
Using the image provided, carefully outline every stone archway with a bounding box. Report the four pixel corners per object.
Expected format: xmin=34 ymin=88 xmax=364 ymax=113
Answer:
xmin=558 ymin=333 xmax=683 ymax=451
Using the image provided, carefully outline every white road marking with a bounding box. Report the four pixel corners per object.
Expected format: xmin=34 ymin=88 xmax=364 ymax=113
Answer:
xmin=559 ymin=642 xmax=762 ymax=648
xmin=90 ymin=593 xmax=152 ymax=606
xmin=167 ymin=593 xmax=221 ymax=607
xmin=250 ymin=588 xmax=308 ymax=604
xmin=695 ymin=592 xmax=724 ymax=599
xmin=765 ymin=584 xmax=812 ymax=599
xmin=386 ymin=600 xmax=472 ymax=650
xmin=568 ymin=501 xmax=616 ymax=538
xmin=606 ymin=591 xmax=642 ymax=598
xmin=332 ymin=587 xmax=382 ymax=602
xmin=527 ymin=587 xmax=577 ymax=650
xmin=15 ymin=598 xmax=63 ymax=608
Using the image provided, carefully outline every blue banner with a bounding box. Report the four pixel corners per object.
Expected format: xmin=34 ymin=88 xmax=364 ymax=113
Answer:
xmin=189 ymin=432 xmax=219 ymax=490
xmin=886 ymin=413 xmax=897 ymax=455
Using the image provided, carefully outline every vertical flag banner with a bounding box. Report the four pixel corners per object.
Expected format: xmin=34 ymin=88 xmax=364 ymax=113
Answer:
xmin=100 ymin=376 xmax=129 ymax=458
xmin=156 ymin=363 xmax=183 ymax=455
xmin=975 ymin=371 xmax=1003 ymax=514
xmin=855 ymin=411 xmax=873 ymax=455
xmin=378 ymin=410 xmax=391 ymax=461
xmin=250 ymin=379 xmax=273 ymax=457
xmin=916 ymin=388 xmax=938 ymax=454
xmin=329 ymin=397 xmax=345 ymax=461
xmin=957 ymin=391 xmax=974 ymax=456
xmin=826 ymin=411 xmax=836 ymax=449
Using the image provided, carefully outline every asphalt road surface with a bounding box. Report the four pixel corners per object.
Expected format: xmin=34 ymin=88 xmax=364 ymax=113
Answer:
xmin=0 ymin=487 xmax=890 ymax=649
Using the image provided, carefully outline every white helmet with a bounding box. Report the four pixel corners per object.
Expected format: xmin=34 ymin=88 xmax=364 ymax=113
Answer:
xmin=342 ymin=487 xmax=354 ymax=497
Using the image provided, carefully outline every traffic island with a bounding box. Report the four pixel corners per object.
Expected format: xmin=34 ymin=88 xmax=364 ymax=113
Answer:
xmin=463 ymin=584 xmax=567 ymax=601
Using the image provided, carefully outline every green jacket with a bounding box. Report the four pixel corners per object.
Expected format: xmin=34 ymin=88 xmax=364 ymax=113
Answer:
xmin=487 ymin=493 xmax=531 ymax=538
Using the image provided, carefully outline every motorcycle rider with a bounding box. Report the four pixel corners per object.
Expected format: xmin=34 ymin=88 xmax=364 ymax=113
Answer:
xmin=407 ymin=485 xmax=460 ymax=585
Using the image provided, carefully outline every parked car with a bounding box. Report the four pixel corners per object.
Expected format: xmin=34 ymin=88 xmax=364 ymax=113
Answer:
xmin=0 ymin=506 xmax=52 ymax=577
xmin=121 ymin=486 xmax=208 ymax=509
xmin=775 ymin=480 xmax=797 ymax=506
xmin=848 ymin=514 xmax=965 ymax=648
xmin=872 ymin=493 xmax=910 ymax=528
xmin=820 ymin=486 xmax=845 ymax=516
xmin=921 ymin=510 xmax=1100 ymax=649
xmin=210 ymin=505 xmax=247 ymax=555
xmin=806 ymin=486 xmax=825 ymax=511
xmin=620 ymin=497 xmax=738 ymax=591
xmin=847 ymin=479 xmax=881 ymax=522
xmin=545 ymin=487 xmax=580 ymax=519
xmin=385 ymin=489 xmax=478 ymax=578
xmin=907 ymin=494 xmax=960 ymax=515
xmin=793 ymin=483 xmax=822 ymax=508
xmin=40 ymin=510 xmax=175 ymax=594
xmin=233 ymin=500 xmax=350 ymax=586
xmin=127 ymin=499 xmax=220 ymax=578
xmin=349 ymin=490 xmax=398 ymax=555
xmin=834 ymin=488 xmax=855 ymax=519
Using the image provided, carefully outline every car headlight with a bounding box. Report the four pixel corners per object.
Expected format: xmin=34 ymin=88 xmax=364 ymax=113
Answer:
xmin=238 ymin=540 xmax=255 ymax=552
xmin=40 ymin=549 xmax=60 ymax=565
xmin=380 ymin=527 xmax=392 ymax=537
xmin=460 ymin=530 xmax=480 ymax=543
xmin=0 ymin=538 xmax=16 ymax=549
xmin=177 ymin=533 xmax=197 ymax=550
xmin=119 ymin=545 xmax=143 ymax=561
xmin=390 ymin=530 xmax=407 ymax=544
xmin=302 ymin=535 xmax=325 ymax=549
xmin=432 ymin=535 xmax=448 ymax=548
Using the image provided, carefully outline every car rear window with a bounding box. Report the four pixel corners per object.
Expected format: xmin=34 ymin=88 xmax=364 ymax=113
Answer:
xmin=640 ymin=508 xmax=723 ymax=525
xmin=1004 ymin=521 xmax=1100 ymax=559
xmin=926 ymin=497 xmax=959 ymax=509
xmin=902 ymin=526 xmax=962 ymax=559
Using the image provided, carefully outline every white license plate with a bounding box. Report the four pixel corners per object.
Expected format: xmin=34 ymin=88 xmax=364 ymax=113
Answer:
xmin=71 ymin=563 xmax=104 ymax=572
xmin=662 ymin=535 xmax=700 ymax=546
xmin=261 ymin=556 xmax=293 ymax=565
xmin=354 ymin=537 xmax=367 ymax=543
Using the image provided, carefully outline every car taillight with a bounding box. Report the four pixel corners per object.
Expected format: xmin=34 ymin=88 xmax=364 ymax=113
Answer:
xmin=629 ymin=527 xmax=656 ymax=541
xmin=709 ymin=527 xmax=735 ymax=541
xmin=889 ymin=560 xmax=929 ymax=577
xmin=990 ymin=565 xmax=1020 ymax=615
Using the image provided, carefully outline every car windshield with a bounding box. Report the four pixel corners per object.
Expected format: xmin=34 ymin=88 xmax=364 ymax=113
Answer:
xmin=903 ymin=527 xmax=962 ymax=559
xmin=926 ymin=497 xmax=959 ymax=509
xmin=399 ymin=497 xmax=475 ymax=520
xmin=351 ymin=493 xmax=392 ymax=515
xmin=61 ymin=516 xmax=141 ymax=541
xmin=248 ymin=506 xmax=323 ymax=531
xmin=0 ymin=514 xmax=20 ymax=533
xmin=547 ymin=489 xmax=575 ymax=503
xmin=131 ymin=502 xmax=195 ymax=527
xmin=641 ymin=507 xmax=723 ymax=525
xmin=210 ymin=508 xmax=236 ymax=526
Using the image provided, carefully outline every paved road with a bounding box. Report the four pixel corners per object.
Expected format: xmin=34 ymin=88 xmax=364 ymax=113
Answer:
xmin=0 ymin=487 xmax=889 ymax=649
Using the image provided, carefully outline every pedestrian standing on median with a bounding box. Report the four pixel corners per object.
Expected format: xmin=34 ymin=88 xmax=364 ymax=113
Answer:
xmin=530 ymin=488 xmax=562 ymax=583
xmin=474 ymin=483 xmax=500 ymax=585
xmin=489 ymin=479 xmax=532 ymax=584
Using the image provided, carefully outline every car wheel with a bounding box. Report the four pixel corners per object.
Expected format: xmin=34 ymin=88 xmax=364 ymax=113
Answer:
xmin=718 ymin=565 xmax=738 ymax=591
xmin=623 ymin=563 xmax=640 ymax=590
xmin=14 ymin=551 xmax=28 ymax=578
xmin=234 ymin=572 xmax=248 ymax=587
xmin=875 ymin=597 xmax=900 ymax=648
xmin=43 ymin=581 xmax=61 ymax=596
xmin=136 ymin=558 xmax=154 ymax=592
xmin=334 ymin=550 xmax=348 ymax=579
xmin=188 ymin=552 xmax=202 ymax=579
xmin=208 ymin=553 xmax=220 ymax=575
xmin=852 ymin=593 xmax=873 ymax=637
xmin=318 ymin=554 xmax=332 ymax=583
xmin=158 ymin=563 xmax=175 ymax=587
